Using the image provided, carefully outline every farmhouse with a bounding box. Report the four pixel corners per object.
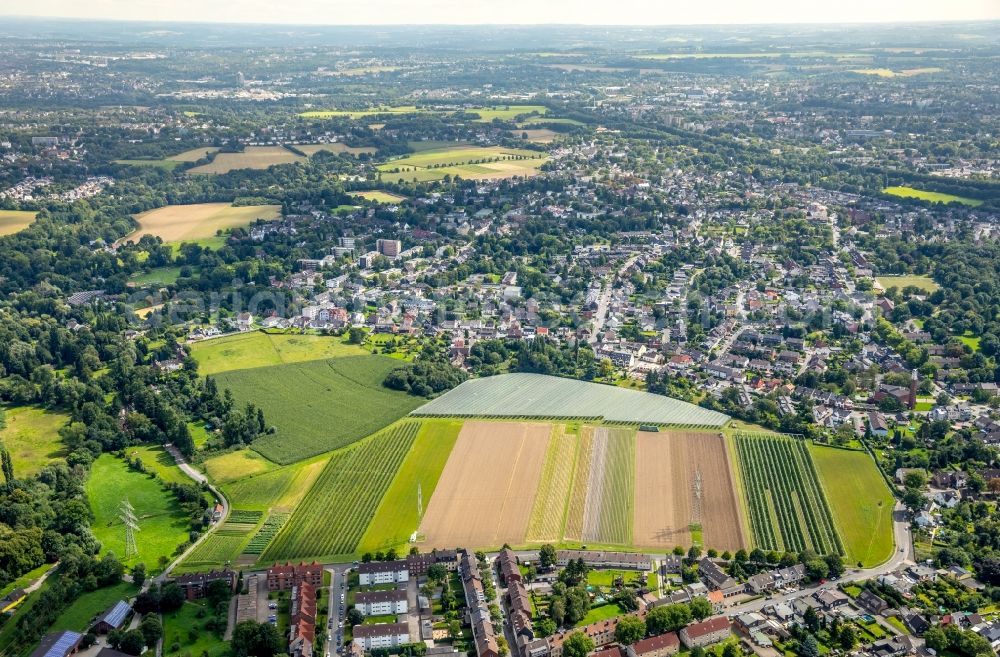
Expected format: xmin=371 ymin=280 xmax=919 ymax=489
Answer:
xmin=172 ymin=569 xmax=237 ymax=600
xmin=352 ymin=623 xmax=411 ymax=651
xmin=556 ymin=550 xmax=652 ymax=571
xmin=94 ymin=600 xmax=132 ymax=634
xmin=358 ymin=560 xmax=409 ymax=585
xmin=678 ymin=617 xmax=731 ymax=649
xmin=268 ymin=562 xmax=324 ymax=591
xmin=355 ymin=590 xmax=409 ymax=616
xmin=29 ymin=631 xmax=83 ymax=657
xmin=626 ymin=632 xmax=681 ymax=657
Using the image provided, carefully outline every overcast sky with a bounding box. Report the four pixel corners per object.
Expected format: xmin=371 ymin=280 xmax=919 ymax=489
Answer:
xmin=6 ymin=0 xmax=1000 ymax=25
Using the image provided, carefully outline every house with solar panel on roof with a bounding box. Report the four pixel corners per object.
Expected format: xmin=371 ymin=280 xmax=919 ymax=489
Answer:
xmin=29 ymin=631 xmax=83 ymax=657
xmin=94 ymin=600 xmax=132 ymax=634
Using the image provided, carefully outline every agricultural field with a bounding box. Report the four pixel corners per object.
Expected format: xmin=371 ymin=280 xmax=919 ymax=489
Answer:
xmin=731 ymin=433 xmax=843 ymax=556
xmin=176 ymin=533 xmax=248 ymax=572
xmin=420 ymin=421 xmax=550 ymax=548
xmin=875 ymin=275 xmax=939 ymax=293
xmin=188 ymin=146 xmax=305 ymax=174
xmin=511 ymin=128 xmax=560 ymax=143
xmin=412 ymin=373 xmax=729 ymax=426
xmin=849 ymin=67 xmax=943 ymax=77
xmin=351 ymin=191 xmax=407 ymax=203
xmin=297 ymin=143 xmax=376 ymax=156
xmin=202 ymin=449 xmax=276 ymax=483
xmin=87 ymin=454 xmax=191 ymax=568
xmin=578 ymin=427 xmax=635 ymax=546
xmin=634 ymin=431 xmax=745 ymax=551
xmin=191 ymin=330 xmax=366 ymax=375
xmin=122 ymin=203 xmax=281 ymax=244
xmin=114 ymin=147 xmax=220 ymax=169
xmin=299 ymin=106 xmax=428 ymax=119
xmin=883 ymin=186 xmax=983 ymax=207
xmin=262 ymin=422 xmax=420 ymax=561
xmin=212 ymin=354 xmax=423 ymax=463
xmin=221 ymin=454 xmax=329 ymax=511
xmin=0 ymin=406 xmax=69 ymax=477
xmin=359 ymin=419 xmax=463 ymax=554
xmin=242 ymin=512 xmax=291 ymax=557
xmin=526 ymin=425 xmax=578 ymax=542
xmin=0 ymin=210 xmax=38 ymax=236
xmin=377 ymin=145 xmax=548 ymax=183
xmin=809 ymin=445 xmax=895 ymax=567
xmin=466 ymin=105 xmax=548 ymax=122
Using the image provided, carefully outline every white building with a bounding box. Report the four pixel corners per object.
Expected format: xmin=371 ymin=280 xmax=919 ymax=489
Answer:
xmin=352 ymin=623 xmax=411 ymax=650
xmin=355 ymin=590 xmax=408 ymax=616
xmin=357 ymin=560 xmax=409 ymax=586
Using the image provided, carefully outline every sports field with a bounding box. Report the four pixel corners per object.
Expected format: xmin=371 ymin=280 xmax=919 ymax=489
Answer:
xmin=0 ymin=406 xmax=68 ymax=477
xmin=378 ymin=146 xmax=548 ymax=183
xmin=359 ymin=419 xmax=463 ymax=553
xmin=809 ymin=445 xmax=895 ymax=567
xmin=420 ymin=421 xmax=550 ymax=548
xmin=876 ymin=275 xmax=939 ymax=293
xmin=883 ymin=186 xmax=983 ymax=207
xmin=633 ymin=431 xmax=745 ymax=551
xmin=0 ymin=210 xmax=38 ymax=236
xmin=122 ymin=203 xmax=281 ymax=244
xmin=189 ymin=146 xmax=305 ymax=174
xmin=192 ymin=331 xmax=366 ymax=375
xmin=297 ymin=143 xmax=376 ymax=156
xmin=87 ymin=454 xmax=191 ymax=568
xmin=211 ymin=355 xmax=424 ymax=463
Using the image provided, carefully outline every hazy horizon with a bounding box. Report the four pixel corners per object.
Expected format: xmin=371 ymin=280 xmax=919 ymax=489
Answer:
xmin=3 ymin=0 xmax=999 ymax=27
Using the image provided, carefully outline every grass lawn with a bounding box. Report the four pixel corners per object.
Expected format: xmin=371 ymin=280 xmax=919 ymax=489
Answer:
xmin=0 ymin=406 xmax=69 ymax=477
xmin=169 ymin=236 xmax=228 ymax=254
xmin=0 ymin=563 xmax=53 ymax=599
xmin=876 ymin=275 xmax=939 ymax=293
xmin=190 ymin=422 xmax=212 ymax=449
xmin=0 ymin=210 xmax=38 ymax=236
xmin=49 ymin=581 xmax=138 ymax=633
xmin=115 ymin=159 xmax=182 ymax=170
xmin=192 ymin=331 xmax=367 ymax=376
xmin=129 ymin=266 xmax=183 ymax=286
xmin=809 ymin=444 xmax=895 ymax=567
xmin=163 ymin=600 xmax=229 ymax=657
xmin=126 ymin=445 xmax=190 ymax=484
xmin=202 ymin=449 xmax=277 ymax=483
xmin=363 ymin=614 xmax=399 ymax=624
xmin=222 ymin=454 xmax=329 ymax=512
xmin=883 ymin=186 xmax=983 ymax=207
xmin=887 ymin=616 xmax=907 ymax=633
xmin=87 ymin=454 xmax=192 ymax=569
xmin=585 ymin=570 xmax=654 ymax=588
xmin=358 ymin=419 xmax=463 ymax=553
xmin=958 ymin=333 xmax=981 ymax=351
xmin=575 ymin=603 xmax=624 ymax=627
xmin=213 ymin=355 xmax=424 ymax=464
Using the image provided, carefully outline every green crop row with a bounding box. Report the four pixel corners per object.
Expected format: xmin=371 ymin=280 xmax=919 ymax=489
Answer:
xmin=243 ymin=512 xmax=291 ymax=555
xmin=260 ymin=422 xmax=420 ymax=561
xmin=733 ymin=432 xmax=843 ymax=556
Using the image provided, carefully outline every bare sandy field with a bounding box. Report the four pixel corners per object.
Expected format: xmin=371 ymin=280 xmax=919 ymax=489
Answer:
xmin=633 ymin=431 xmax=746 ymax=551
xmin=420 ymin=421 xmax=550 ymax=548
xmin=122 ymin=203 xmax=281 ymax=243
xmin=189 ymin=146 xmax=304 ymax=174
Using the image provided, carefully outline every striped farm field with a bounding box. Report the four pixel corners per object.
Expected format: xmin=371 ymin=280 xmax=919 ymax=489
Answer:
xmin=581 ymin=427 xmax=635 ymax=545
xmin=563 ymin=427 xmax=595 ymax=541
xmin=526 ymin=425 xmax=578 ymax=542
xmin=242 ymin=512 xmax=291 ymax=556
xmin=732 ymin=432 xmax=843 ymax=555
xmin=261 ymin=421 xmax=420 ymax=561
xmin=178 ymin=533 xmax=249 ymax=571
